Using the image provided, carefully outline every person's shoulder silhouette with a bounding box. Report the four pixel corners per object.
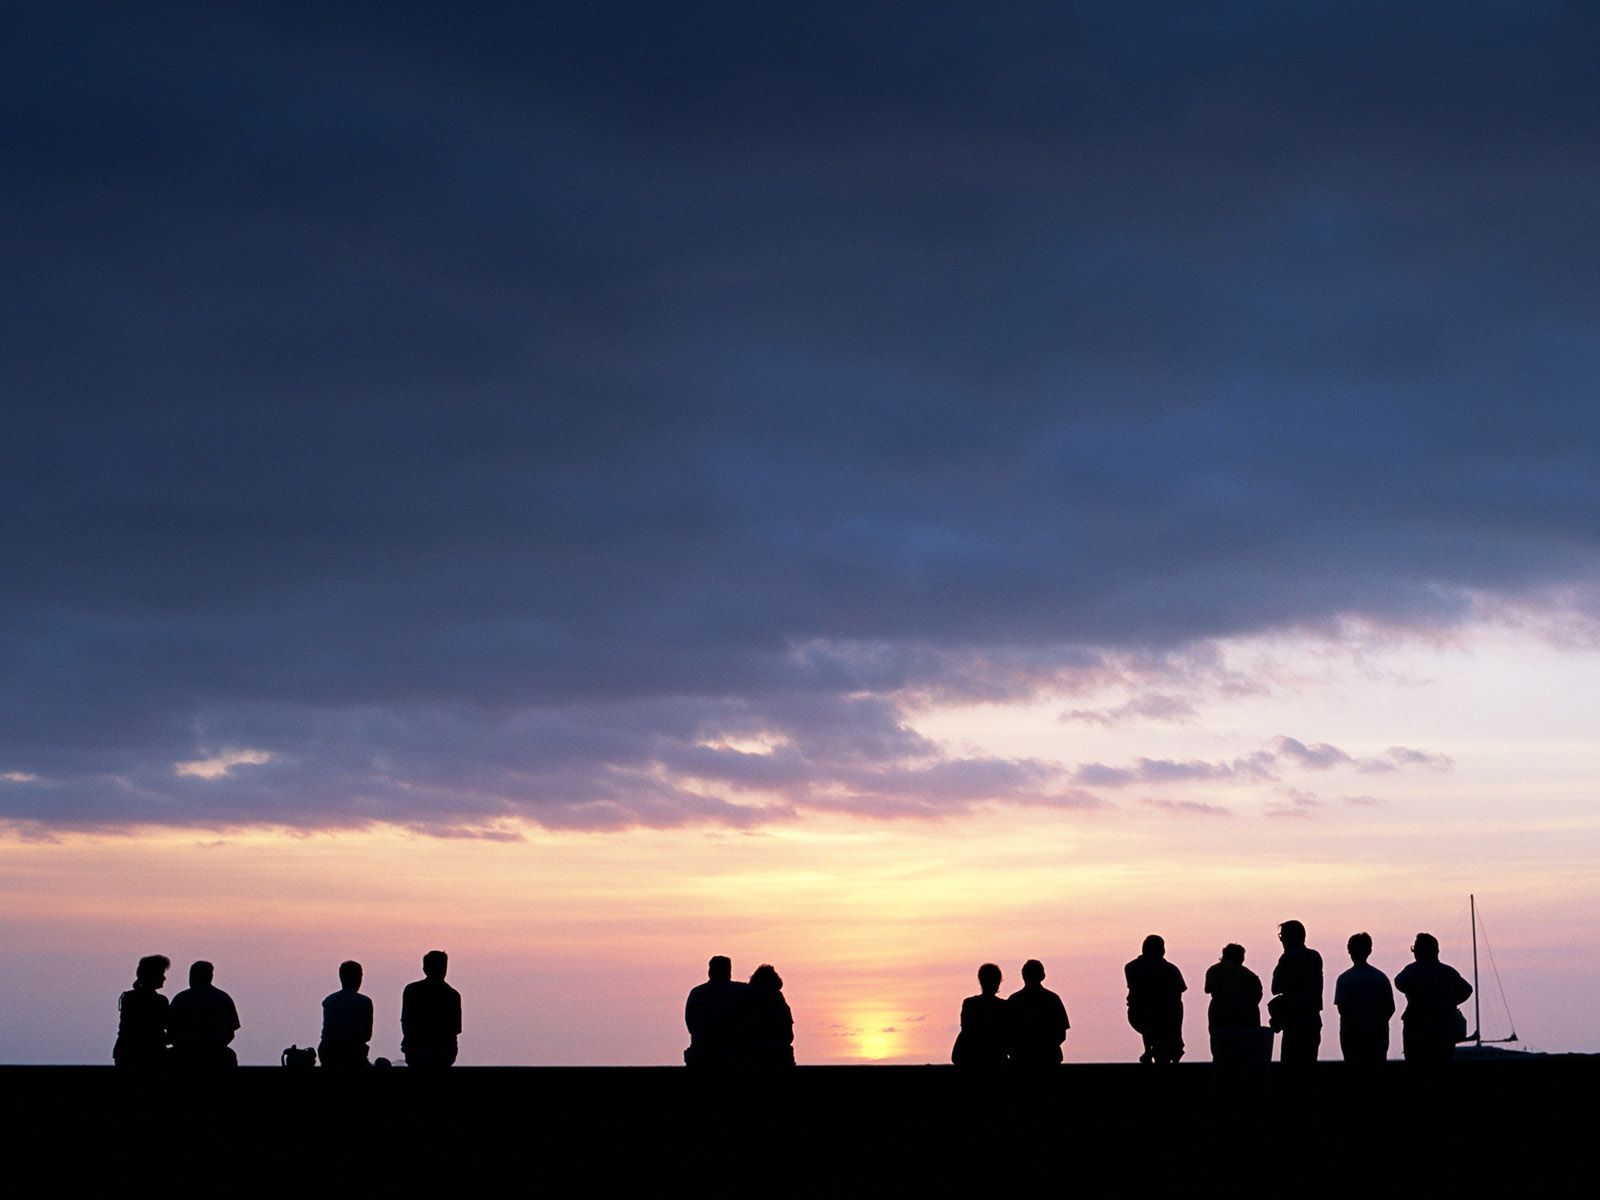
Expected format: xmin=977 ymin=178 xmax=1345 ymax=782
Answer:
xmin=401 ymin=949 xmax=462 ymax=1068
xmin=952 ymin=963 xmax=1007 ymax=1068
xmin=168 ymin=960 xmax=240 ymax=1068
xmin=685 ymin=955 xmax=748 ymax=1069
xmin=1005 ymin=959 xmax=1068 ymax=1067
xmin=113 ymin=954 xmax=171 ymax=1067
xmin=320 ymin=959 xmax=374 ymax=1069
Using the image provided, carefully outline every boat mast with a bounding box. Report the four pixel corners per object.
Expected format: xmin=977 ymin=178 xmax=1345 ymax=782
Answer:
xmin=1470 ymin=892 xmax=1481 ymax=1045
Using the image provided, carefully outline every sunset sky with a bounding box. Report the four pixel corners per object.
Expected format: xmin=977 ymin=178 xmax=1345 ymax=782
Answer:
xmin=4 ymin=3 xmax=1599 ymax=1065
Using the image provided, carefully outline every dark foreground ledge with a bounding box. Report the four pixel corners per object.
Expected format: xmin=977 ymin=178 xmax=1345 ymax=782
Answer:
xmin=5 ymin=1059 xmax=1594 ymax=1192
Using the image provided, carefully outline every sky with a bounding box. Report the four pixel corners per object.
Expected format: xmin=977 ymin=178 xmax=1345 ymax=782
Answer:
xmin=3 ymin=2 xmax=1599 ymax=1064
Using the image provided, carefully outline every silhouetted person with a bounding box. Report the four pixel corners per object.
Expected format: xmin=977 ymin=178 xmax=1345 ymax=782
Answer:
xmin=745 ymin=964 xmax=795 ymax=1068
xmin=168 ymin=960 xmax=240 ymax=1069
xmin=113 ymin=954 xmax=171 ymax=1068
xmin=401 ymin=950 xmax=461 ymax=1068
xmin=685 ymin=955 xmax=748 ymax=1069
xmin=320 ymin=960 xmax=374 ymax=1069
xmin=1270 ymin=920 xmax=1323 ymax=1065
xmin=1394 ymin=932 xmax=1471 ymax=1067
xmin=1334 ymin=932 xmax=1394 ymax=1066
xmin=1125 ymin=934 xmax=1186 ymax=1064
xmin=1204 ymin=943 xmax=1263 ymax=1065
xmin=952 ymin=963 xmax=1008 ymax=1069
xmin=1006 ymin=959 xmax=1068 ymax=1067
xmin=1203 ymin=947 xmax=1267 ymax=1107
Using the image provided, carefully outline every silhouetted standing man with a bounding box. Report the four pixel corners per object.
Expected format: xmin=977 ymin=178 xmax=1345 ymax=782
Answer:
xmin=684 ymin=955 xmax=748 ymax=1069
xmin=1206 ymin=943 xmax=1265 ymax=1108
xmin=1394 ymin=932 xmax=1471 ymax=1067
xmin=1006 ymin=959 xmax=1069 ymax=1068
xmin=1334 ymin=932 xmax=1394 ymax=1066
xmin=113 ymin=954 xmax=171 ymax=1068
xmin=952 ymin=963 xmax=1007 ymax=1069
xmin=1270 ymin=920 xmax=1323 ymax=1065
xmin=320 ymin=960 xmax=374 ymax=1069
xmin=1205 ymin=944 xmax=1263 ymax=1066
xmin=168 ymin=960 xmax=241 ymax=1068
xmin=1125 ymin=934 xmax=1186 ymax=1064
xmin=401 ymin=950 xmax=461 ymax=1068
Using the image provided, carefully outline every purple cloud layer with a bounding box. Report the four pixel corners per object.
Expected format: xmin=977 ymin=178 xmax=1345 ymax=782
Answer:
xmin=0 ymin=3 xmax=1589 ymax=832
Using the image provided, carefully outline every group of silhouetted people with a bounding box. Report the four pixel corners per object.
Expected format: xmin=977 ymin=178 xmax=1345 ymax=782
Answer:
xmin=114 ymin=956 xmax=241 ymax=1069
xmin=951 ymin=959 xmax=1071 ymax=1069
xmin=946 ymin=923 xmax=1472 ymax=1076
xmin=684 ymin=957 xmax=796 ymax=1069
xmin=119 ymin=929 xmax=1471 ymax=1073
xmin=1143 ymin=922 xmax=1468 ymax=1070
xmin=114 ymin=949 xmax=462 ymax=1070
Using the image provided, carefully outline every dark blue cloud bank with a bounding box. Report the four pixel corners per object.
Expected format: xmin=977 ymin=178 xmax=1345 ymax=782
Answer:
xmin=3 ymin=3 xmax=1596 ymax=832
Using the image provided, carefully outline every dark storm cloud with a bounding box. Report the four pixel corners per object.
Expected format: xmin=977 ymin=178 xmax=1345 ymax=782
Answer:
xmin=2 ymin=3 xmax=1595 ymax=830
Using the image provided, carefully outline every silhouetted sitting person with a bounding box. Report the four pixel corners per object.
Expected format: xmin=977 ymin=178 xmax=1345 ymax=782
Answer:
xmin=1394 ymin=932 xmax=1471 ymax=1067
xmin=685 ymin=955 xmax=748 ymax=1069
xmin=952 ymin=963 xmax=1008 ymax=1069
xmin=745 ymin=964 xmax=795 ymax=1068
xmin=1269 ymin=919 xmax=1323 ymax=1066
xmin=1125 ymin=934 xmax=1186 ymax=1064
xmin=1006 ymin=959 xmax=1069 ymax=1068
xmin=113 ymin=954 xmax=172 ymax=1068
xmin=168 ymin=960 xmax=241 ymax=1069
xmin=1204 ymin=943 xmax=1262 ymax=1066
xmin=1334 ymin=932 xmax=1394 ymax=1066
xmin=401 ymin=950 xmax=461 ymax=1068
xmin=320 ymin=959 xmax=374 ymax=1069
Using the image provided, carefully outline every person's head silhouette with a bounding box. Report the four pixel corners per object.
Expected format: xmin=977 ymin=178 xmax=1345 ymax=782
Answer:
xmin=749 ymin=964 xmax=783 ymax=991
xmin=1411 ymin=932 xmax=1440 ymax=960
xmin=135 ymin=954 xmax=170 ymax=989
xmin=977 ymin=963 xmax=1002 ymax=995
xmin=1278 ymin=920 xmax=1307 ymax=949
xmin=1020 ymin=959 xmax=1046 ymax=986
xmin=339 ymin=960 xmax=363 ymax=990
xmin=1346 ymin=932 xmax=1372 ymax=965
xmin=1220 ymin=943 xmax=1245 ymax=965
xmin=707 ymin=955 xmax=732 ymax=982
xmin=189 ymin=960 xmax=214 ymax=988
xmin=422 ymin=950 xmax=448 ymax=979
xmin=1142 ymin=934 xmax=1166 ymax=957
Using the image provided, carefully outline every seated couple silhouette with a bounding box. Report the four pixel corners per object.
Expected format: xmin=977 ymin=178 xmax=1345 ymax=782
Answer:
xmin=684 ymin=956 xmax=795 ymax=1069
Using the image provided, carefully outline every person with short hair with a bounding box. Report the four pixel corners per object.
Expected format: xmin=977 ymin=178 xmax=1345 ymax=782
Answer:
xmin=1270 ymin=920 xmax=1324 ymax=1065
xmin=401 ymin=950 xmax=462 ymax=1068
xmin=113 ymin=954 xmax=172 ymax=1068
xmin=684 ymin=955 xmax=748 ymax=1069
xmin=1006 ymin=959 xmax=1069 ymax=1067
xmin=952 ymin=963 xmax=1008 ymax=1069
xmin=1125 ymin=934 xmax=1187 ymax=1064
xmin=168 ymin=960 xmax=241 ymax=1068
xmin=1333 ymin=932 xmax=1394 ymax=1066
xmin=320 ymin=960 xmax=374 ymax=1069
xmin=1394 ymin=933 xmax=1471 ymax=1066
